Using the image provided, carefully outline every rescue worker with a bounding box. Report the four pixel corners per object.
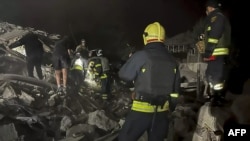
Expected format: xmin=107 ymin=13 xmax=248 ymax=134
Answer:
xmin=75 ymin=38 xmax=89 ymax=59
xmin=52 ymin=36 xmax=72 ymax=94
xmin=118 ymin=22 xmax=180 ymax=141
xmin=9 ymin=32 xmax=44 ymax=79
xmin=88 ymin=49 xmax=111 ymax=101
xmin=196 ymin=0 xmax=231 ymax=104
xmin=70 ymin=52 xmax=88 ymax=91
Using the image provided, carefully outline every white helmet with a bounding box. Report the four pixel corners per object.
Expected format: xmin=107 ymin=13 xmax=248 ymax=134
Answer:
xmin=96 ymin=49 xmax=103 ymax=56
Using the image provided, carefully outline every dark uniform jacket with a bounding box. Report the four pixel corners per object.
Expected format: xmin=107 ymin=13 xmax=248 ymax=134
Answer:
xmin=119 ymin=42 xmax=180 ymax=99
xmin=75 ymin=45 xmax=89 ymax=59
xmin=204 ymin=9 xmax=231 ymax=58
xmin=88 ymin=56 xmax=110 ymax=78
xmin=9 ymin=33 xmax=44 ymax=58
xmin=53 ymin=37 xmax=71 ymax=58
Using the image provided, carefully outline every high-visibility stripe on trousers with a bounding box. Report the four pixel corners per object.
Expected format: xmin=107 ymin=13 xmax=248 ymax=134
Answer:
xmin=102 ymin=94 xmax=108 ymax=100
xmin=131 ymin=100 xmax=169 ymax=113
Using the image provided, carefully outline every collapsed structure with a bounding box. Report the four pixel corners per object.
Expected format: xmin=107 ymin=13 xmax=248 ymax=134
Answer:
xmin=0 ymin=21 xmax=132 ymax=141
xmin=0 ymin=21 xmax=241 ymax=141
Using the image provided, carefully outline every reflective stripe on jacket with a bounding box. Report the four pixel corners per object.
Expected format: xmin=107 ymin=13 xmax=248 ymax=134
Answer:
xmin=212 ymin=48 xmax=229 ymax=56
xmin=204 ymin=9 xmax=231 ymax=57
xmin=72 ymin=65 xmax=83 ymax=70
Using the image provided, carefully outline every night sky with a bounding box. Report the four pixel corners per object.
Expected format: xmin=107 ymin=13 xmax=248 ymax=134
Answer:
xmin=1 ymin=0 xmax=247 ymax=93
xmin=0 ymin=0 xmax=238 ymax=56
xmin=0 ymin=1 xmax=203 ymax=44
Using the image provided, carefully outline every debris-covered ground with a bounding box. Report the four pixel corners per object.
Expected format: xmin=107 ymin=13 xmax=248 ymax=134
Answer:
xmin=0 ymin=72 xmax=132 ymax=141
xmin=0 ymin=21 xmax=133 ymax=141
xmin=0 ymin=21 xmax=250 ymax=141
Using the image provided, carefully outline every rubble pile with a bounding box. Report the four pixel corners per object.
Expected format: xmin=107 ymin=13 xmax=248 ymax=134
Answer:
xmin=1 ymin=21 xmax=246 ymax=141
xmin=0 ymin=73 xmax=133 ymax=141
xmin=0 ymin=21 xmax=133 ymax=141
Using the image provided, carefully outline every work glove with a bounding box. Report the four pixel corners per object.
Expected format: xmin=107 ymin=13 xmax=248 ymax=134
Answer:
xmin=203 ymin=56 xmax=216 ymax=61
xmin=196 ymin=41 xmax=205 ymax=53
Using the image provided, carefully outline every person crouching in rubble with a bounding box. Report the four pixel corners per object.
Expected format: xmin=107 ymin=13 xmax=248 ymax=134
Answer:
xmin=88 ymin=49 xmax=111 ymax=102
xmin=52 ymin=36 xmax=73 ymax=94
xmin=8 ymin=32 xmax=44 ymax=79
xmin=118 ymin=22 xmax=181 ymax=141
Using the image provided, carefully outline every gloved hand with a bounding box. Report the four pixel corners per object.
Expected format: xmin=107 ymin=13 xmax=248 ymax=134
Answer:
xmin=196 ymin=41 xmax=205 ymax=53
xmin=203 ymin=55 xmax=216 ymax=61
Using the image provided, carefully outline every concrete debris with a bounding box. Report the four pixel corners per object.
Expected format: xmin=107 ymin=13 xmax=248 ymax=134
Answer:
xmin=88 ymin=110 xmax=120 ymax=131
xmin=192 ymin=102 xmax=231 ymax=141
xmin=0 ymin=20 xmax=132 ymax=140
xmin=66 ymin=124 xmax=95 ymax=138
xmin=0 ymin=123 xmax=18 ymax=141
xmin=0 ymin=21 xmax=248 ymax=141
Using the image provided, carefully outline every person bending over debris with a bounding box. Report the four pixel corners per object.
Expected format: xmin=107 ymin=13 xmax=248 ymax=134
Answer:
xmin=9 ymin=32 xmax=44 ymax=79
xmin=70 ymin=52 xmax=88 ymax=91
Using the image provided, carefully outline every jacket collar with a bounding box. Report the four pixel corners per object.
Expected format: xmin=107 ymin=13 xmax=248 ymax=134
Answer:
xmin=144 ymin=42 xmax=166 ymax=50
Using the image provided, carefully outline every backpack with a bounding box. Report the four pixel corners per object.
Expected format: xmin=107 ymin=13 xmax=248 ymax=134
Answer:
xmin=100 ymin=57 xmax=110 ymax=72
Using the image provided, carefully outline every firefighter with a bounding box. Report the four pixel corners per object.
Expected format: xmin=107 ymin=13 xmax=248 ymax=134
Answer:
xmin=88 ymin=49 xmax=111 ymax=101
xmin=196 ymin=0 xmax=231 ymax=104
xmin=118 ymin=22 xmax=180 ymax=141
xmin=70 ymin=52 xmax=88 ymax=91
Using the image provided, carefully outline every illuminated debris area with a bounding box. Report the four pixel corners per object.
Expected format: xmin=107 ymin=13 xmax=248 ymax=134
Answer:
xmin=0 ymin=21 xmax=249 ymax=141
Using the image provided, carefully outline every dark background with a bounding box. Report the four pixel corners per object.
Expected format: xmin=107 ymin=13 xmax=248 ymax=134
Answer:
xmin=0 ymin=0 xmax=247 ymax=93
xmin=0 ymin=0 xmax=235 ymax=49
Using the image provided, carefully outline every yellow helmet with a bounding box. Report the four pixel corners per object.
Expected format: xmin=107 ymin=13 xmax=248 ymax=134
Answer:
xmin=143 ymin=22 xmax=166 ymax=45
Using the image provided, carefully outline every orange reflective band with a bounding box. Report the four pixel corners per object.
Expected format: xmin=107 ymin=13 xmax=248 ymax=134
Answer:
xmin=147 ymin=39 xmax=164 ymax=42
